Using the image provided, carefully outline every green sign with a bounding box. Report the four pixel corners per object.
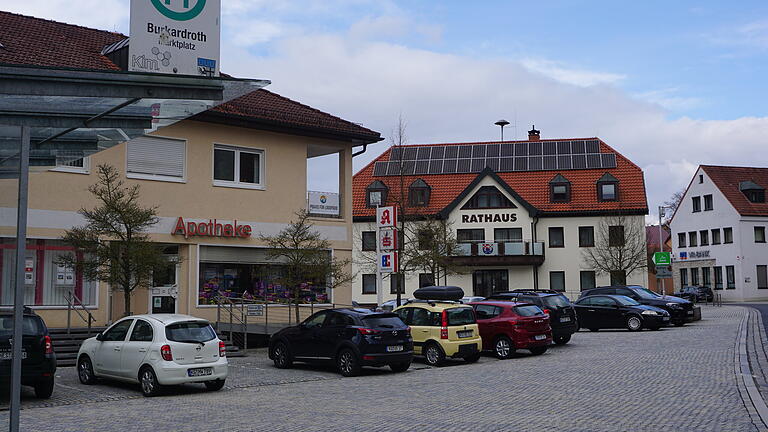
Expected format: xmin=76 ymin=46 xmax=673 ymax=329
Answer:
xmin=653 ymin=252 xmax=671 ymax=266
xmin=151 ymin=0 xmax=207 ymax=21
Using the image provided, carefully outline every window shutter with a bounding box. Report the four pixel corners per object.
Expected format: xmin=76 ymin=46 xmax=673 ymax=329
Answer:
xmin=127 ymin=136 xmax=185 ymax=178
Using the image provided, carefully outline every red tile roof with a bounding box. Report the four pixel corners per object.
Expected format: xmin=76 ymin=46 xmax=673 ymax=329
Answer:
xmin=353 ymin=138 xmax=648 ymax=219
xmin=0 ymin=10 xmax=381 ymax=143
xmin=701 ymin=165 xmax=768 ymax=217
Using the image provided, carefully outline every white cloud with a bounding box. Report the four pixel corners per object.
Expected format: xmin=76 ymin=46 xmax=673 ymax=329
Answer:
xmin=520 ymin=58 xmax=627 ymax=87
xmin=634 ymin=88 xmax=705 ymax=112
xmin=0 ymin=0 xmax=129 ymax=33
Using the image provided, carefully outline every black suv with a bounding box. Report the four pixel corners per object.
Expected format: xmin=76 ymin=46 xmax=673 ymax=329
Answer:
xmin=580 ymin=285 xmax=694 ymax=326
xmin=0 ymin=308 xmax=56 ymax=398
xmin=486 ymin=290 xmax=578 ymax=345
xmin=269 ymin=308 xmax=413 ymax=377
xmin=674 ymin=286 xmax=714 ymax=303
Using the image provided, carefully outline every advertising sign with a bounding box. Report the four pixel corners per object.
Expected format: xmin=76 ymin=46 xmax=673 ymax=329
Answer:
xmin=308 ymin=191 xmax=340 ymax=216
xmin=378 ymin=252 xmax=398 ymax=273
xmin=376 ymin=206 xmax=398 ymax=229
xmin=129 ymin=0 xmax=221 ymax=76
xmin=378 ymin=229 xmax=398 ymax=251
xmin=24 ymin=258 xmax=34 ymax=285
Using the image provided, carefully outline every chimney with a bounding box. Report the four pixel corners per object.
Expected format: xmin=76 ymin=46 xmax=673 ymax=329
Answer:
xmin=528 ymin=125 xmax=540 ymax=141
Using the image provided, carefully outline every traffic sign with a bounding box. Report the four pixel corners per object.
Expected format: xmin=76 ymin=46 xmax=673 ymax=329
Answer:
xmin=653 ymin=252 xmax=671 ymax=266
xmin=655 ymin=265 xmax=672 ymax=279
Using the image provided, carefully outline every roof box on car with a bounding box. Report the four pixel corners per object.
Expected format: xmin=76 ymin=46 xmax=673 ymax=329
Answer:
xmin=413 ymin=286 xmax=465 ymax=301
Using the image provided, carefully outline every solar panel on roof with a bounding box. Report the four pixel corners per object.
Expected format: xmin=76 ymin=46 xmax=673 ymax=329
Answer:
xmin=456 ymin=158 xmax=471 ymax=173
xmin=542 ymin=142 xmax=557 ymax=155
xmin=571 ymin=140 xmax=586 ymax=154
xmin=586 ymin=140 xmax=600 ymax=153
xmin=557 ymin=141 xmax=571 ymax=154
xmin=543 ymin=156 xmax=557 ymax=170
xmin=501 ymin=143 xmax=514 ymax=156
xmin=403 ymin=147 xmax=418 ymax=160
xmin=443 ymin=159 xmax=458 ymax=173
xmin=444 ymin=146 xmax=458 ymax=159
xmin=459 ymin=145 xmax=472 ymax=158
xmin=529 ymin=156 xmax=543 ymax=170
xmin=486 ymin=157 xmax=500 ymax=171
xmin=390 ymin=147 xmax=403 ymax=161
xmin=514 ymin=157 xmax=528 ymax=171
xmin=401 ymin=161 xmax=416 ymax=175
xmin=472 ymin=145 xmax=486 ymax=158
xmin=471 ymin=159 xmax=486 ymax=172
xmin=428 ymin=160 xmax=443 ymax=174
xmin=601 ymin=153 xmax=616 ymax=168
xmin=417 ymin=147 xmax=431 ymax=160
xmin=514 ymin=143 xmax=528 ymax=156
xmin=386 ymin=161 xmax=402 ymax=175
xmin=374 ymin=161 xmax=388 ymax=176
xmin=486 ymin=144 xmax=500 ymax=157
xmin=431 ymin=146 xmax=445 ymax=159
xmin=529 ymin=142 xmax=542 ymax=155
xmin=415 ymin=160 xmax=429 ymax=174
xmin=500 ymin=157 xmax=514 ymax=171
xmin=586 ymin=154 xmax=601 ymax=168
xmin=572 ymin=154 xmax=586 ymax=169
xmin=558 ymin=155 xmax=572 ymax=170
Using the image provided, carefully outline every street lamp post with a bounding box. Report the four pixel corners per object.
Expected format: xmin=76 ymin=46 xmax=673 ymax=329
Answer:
xmin=658 ymin=205 xmax=671 ymax=297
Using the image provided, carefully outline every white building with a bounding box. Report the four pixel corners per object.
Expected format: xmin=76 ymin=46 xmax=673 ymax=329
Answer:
xmin=351 ymin=129 xmax=649 ymax=303
xmin=670 ymin=165 xmax=768 ymax=301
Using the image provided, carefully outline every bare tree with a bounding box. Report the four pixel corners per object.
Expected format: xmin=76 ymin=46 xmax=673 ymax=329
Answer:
xmin=662 ymin=189 xmax=685 ymax=226
xmin=581 ymin=215 xmax=647 ymax=285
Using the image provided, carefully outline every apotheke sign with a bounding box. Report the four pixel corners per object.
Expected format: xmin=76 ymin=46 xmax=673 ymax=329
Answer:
xmin=129 ymin=0 xmax=220 ymax=77
xmin=172 ymin=217 xmax=251 ymax=239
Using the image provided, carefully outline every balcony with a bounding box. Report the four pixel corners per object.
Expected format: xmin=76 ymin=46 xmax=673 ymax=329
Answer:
xmin=449 ymin=241 xmax=545 ymax=266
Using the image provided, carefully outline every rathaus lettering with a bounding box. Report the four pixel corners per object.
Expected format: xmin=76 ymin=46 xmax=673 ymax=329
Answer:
xmin=462 ymin=213 xmax=518 ymax=224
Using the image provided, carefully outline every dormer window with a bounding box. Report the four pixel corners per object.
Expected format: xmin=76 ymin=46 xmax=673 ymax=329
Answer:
xmin=597 ymin=173 xmax=619 ymax=201
xmin=409 ymin=179 xmax=431 ymax=207
xmin=366 ymin=180 xmax=389 ymax=207
xmin=549 ymin=174 xmax=571 ymax=203
xmin=462 ymin=186 xmax=516 ymax=209
xmin=740 ymin=180 xmax=766 ymax=204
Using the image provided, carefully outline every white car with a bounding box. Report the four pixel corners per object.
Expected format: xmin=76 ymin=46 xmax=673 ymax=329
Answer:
xmin=76 ymin=314 xmax=228 ymax=397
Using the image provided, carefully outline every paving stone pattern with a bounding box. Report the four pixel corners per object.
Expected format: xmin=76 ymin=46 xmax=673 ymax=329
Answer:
xmin=1 ymin=306 xmax=760 ymax=432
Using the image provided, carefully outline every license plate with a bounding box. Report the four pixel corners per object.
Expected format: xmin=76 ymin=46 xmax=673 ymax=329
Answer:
xmin=0 ymin=351 xmax=26 ymax=360
xmin=534 ymin=335 xmax=547 ymax=341
xmin=386 ymin=345 xmax=403 ymax=352
xmin=457 ymin=330 xmax=473 ymax=338
xmin=560 ymin=317 xmax=571 ymax=323
xmin=187 ymin=367 xmax=213 ymax=377
xmin=687 ymin=310 xmax=694 ymax=315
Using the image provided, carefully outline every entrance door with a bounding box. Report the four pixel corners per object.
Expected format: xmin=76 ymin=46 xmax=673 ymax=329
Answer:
xmin=150 ymin=257 xmax=178 ymax=314
xmin=152 ymin=295 xmax=176 ymax=314
xmin=472 ymin=270 xmax=509 ymax=298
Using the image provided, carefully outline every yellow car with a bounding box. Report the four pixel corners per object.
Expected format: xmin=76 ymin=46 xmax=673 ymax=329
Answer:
xmin=393 ymin=301 xmax=482 ymax=366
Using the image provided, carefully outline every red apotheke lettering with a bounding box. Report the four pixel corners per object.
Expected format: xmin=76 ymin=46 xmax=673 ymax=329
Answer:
xmin=172 ymin=217 xmax=252 ymax=239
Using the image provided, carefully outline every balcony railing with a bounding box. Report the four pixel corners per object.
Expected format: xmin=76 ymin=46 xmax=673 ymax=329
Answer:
xmin=454 ymin=241 xmax=545 ymax=257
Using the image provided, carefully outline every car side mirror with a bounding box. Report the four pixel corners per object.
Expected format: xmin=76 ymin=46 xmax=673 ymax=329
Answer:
xmin=95 ymin=333 xmax=104 ymax=341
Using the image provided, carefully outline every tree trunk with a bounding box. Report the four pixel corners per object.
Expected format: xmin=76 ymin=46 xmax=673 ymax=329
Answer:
xmin=123 ymin=288 xmax=132 ymax=317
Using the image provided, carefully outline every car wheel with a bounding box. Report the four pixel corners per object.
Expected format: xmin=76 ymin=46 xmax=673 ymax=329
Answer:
xmin=494 ymin=336 xmax=515 ymax=360
xmin=204 ymin=379 xmax=226 ymax=391
xmin=530 ymin=346 xmax=548 ymax=356
xmin=554 ymin=334 xmax=571 ymax=345
xmin=423 ymin=343 xmax=446 ymax=367
xmin=139 ymin=367 xmax=162 ymax=397
xmin=77 ymin=356 xmax=97 ymax=385
xmin=272 ymin=341 xmax=293 ymax=369
xmin=34 ymin=377 xmax=54 ymax=399
xmin=464 ymin=353 xmax=481 ymax=363
xmin=389 ymin=362 xmax=411 ymax=373
xmin=336 ymin=348 xmax=361 ymax=377
xmin=626 ymin=315 xmax=643 ymax=332
xmin=589 ymin=328 xmax=599 ymax=332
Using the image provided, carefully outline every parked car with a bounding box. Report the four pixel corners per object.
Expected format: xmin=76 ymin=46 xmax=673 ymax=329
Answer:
xmin=579 ymin=285 xmax=694 ymax=326
xmin=573 ymin=295 xmax=671 ymax=331
xmin=393 ymin=286 xmax=482 ymax=367
xmin=269 ymin=308 xmax=413 ymax=377
xmin=0 ymin=307 xmax=56 ymax=398
xmin=469 ymin=301 xmax=551 ymax=358
xmin=461 ymin=296 xmax=486 ymax=303
xmin=379 ymin=298 xmax=412 ymax=312
xmin=77 ymin=314 xmax=227 ymax=397
xmin=486 ymin=290 xmax=578 ymax=345
xmin=674 ymin=286 xmax=714 ymax=303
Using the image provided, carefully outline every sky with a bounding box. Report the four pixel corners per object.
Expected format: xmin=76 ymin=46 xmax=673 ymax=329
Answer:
xmin=3 ymin=0 xmax=768 ymax=221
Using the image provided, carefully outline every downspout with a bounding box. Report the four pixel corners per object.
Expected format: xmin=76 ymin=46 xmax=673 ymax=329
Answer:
xmin=531 ymin=216 xmax=539 ymax=290
xmin=352 ymin=142 xmax=368 ymax=157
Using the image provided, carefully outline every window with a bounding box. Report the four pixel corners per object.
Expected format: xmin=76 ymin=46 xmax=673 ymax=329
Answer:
xmin=550 ymin=174 xmax=571 ymax=202
xmin=474 ymin=304 xmax=502 ymax=320
xmin=758 ymin=266 xmax=768 ymax=289
xmin=53 ymin=156 xmax=90 ymax=174
xmin=461 ymin=186 xmax=515 ymax=209
xmin=597 ymin=173 xmax=619 ymax=201
xmin=549 ymin=227 xmax=565 ymax=248
xmin=714 ymin=267 xmax=723 ymax=290
xmin=724 ymin=227 xmax=733 ymax=244
xmin=457 ymin=229 xmax=485 ymax=244
xmin=303 ymin=311 xmax=328 ymax=328
xmin=127 ymin=136 xmax=186 ymax=181
xmin=366 ymin=180 xmax=389 ymax=207
xmin=419 ymin=273 xmax=435 ymax=288
xmin=702 ymin=267 xmax=711 ymax=288
xmin=580 ymin=271 xmax=596 ymax=291
xmin=102 ymin=320 xmax=133 ymax=342
xmin=688 ymin=232 xmax=698 ymax=247
xmin=390 ymin=273 xmax=405 ymax=295
xmin=213 ymin=145 xmax=264 ymax=188
xmin=699 ymin=174 xmax=704 ymax=184
xmin=494 ymin=228 xmax=523 ymax=243
xmin=579 ymin=227 xmax=595 ymax=247
xmin=755 ymin=227 xmax=766 ymax=243
xmin=699 ymin=230 xmax=709 ymax=246
xmin=362 ymin=274 xmax=376 ymax=294
xmin=726 ymin=266 xmax=735 ymax=289
xmin=740 ymin=181 xmax=766 ymax=203
xmin=608 ymin=226 xmax=625 ymax=247
xmin=691 ymin=268 xmax=699 ymax=286
xmin=411 ymin=308 xmax=432 ymax=326
xmin=704 ymin=194 xmax=713 ymax=211
xmin=408 ymin=179 xmax=431 ymax=207
xmin=417 ymin=229 xmax=433 ymax=250
xmin=610 ymin=270 xmax=627 ymax=285
xmin=550 ymin=271 xmax=565 ymax=292
xmin=678 ymin=233 xmax=686 ymax=248
xmin=712 ymin=229 xmax=721 ymax=245
xmin=362 ymin=231 xmax=376 ymax=251
xmin=680 ymin=268 xmax=688 ymax=286
xmin=692 ymin=196 xmax=701 ymax=213
xmin=129 ymin=319 xmax=154 ymax=342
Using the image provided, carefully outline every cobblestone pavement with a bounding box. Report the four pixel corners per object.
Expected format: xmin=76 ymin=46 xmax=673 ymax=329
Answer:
xmin=1 ymin=306 xmax=762 ymax=432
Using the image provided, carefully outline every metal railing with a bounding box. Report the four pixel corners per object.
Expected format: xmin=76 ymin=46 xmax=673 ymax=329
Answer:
xmin=65 ymin=291 xmax=95 ymax=336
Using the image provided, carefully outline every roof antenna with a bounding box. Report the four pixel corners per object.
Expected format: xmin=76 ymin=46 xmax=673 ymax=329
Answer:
xmin=494 ymin=119 xmax=510 ymax=142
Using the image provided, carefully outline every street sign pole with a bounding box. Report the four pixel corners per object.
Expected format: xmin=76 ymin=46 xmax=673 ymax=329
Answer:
xmin=375 ymin=207 xmax=383 ymax=309
xmin=658 ymin=206 xmax=665 ymax=297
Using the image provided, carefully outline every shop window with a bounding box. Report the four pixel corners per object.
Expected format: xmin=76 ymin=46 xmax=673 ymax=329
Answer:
xmin=755 ymin=227 xmax=766 ymax=243
xmin=390 ymin=274 xmax=405 ymax=295
xmin=461 ymin=186 xmax=515 ymax=209
xmin=702 ymin=267 xmax=711 ymax=288
xmin=580 ymin=271 xmax=596 ymax=291
xmin=699 ymin=230 xmax=709 ymax=246
xmin=128 ymin=136 xmax=186 ymax=182
xmin=366 ymin=180 xmax=388 ymax=207
xmin=758 ymin=266 xmax=768 ymax=290
xmin=711 ymin=229 xmax=721 ymax=245
xmin=549 ymin=271 xmax=565 ymax=292
xmin=362 ymin=231 xmax=376 ymax=251
xmin=704 ymin=194 xmax=713 ymax=211
xmin=714 ymin=267 xmax=723 ymax=290
xmin=494 ymin=228 xmax=522 ymax=243
xmin=579 ymin=226 xmax=595 ymax=248
xmin=549 ymin=174 xmax=571 ymax=203
xmin=691 ymin=268 xmax=699 ymax=286
xmin=724 ymin=227 xmax=733 ymax=244
xmin=680 ymin=268 xmax=688 ymax=287
xmin=608 ymin=226 xmax=625 ymax=247
xmin=678 ymin=233 xmax=686 ymax=248
xmin=610 ymin=270 xmax=627 ymax=285
xmin=457 ymin=229 xmax=485 ymax=244
xmin=213 ymin=144 xmax=264 ymax=189
xmin=549 ymin=227 xmax=565 ymax=248
xmin=688 ymin=232 xmax=698 ymax=247
xmin=408 ymin=179 xmax=431 ymax=207
xmin=597 ymin=173 xmax=619 ymax=202
xmin=419 ymin=273 xmax=435 ymax=288
xmin=692 ymin=196 xmax=701 ymax=213
xmin=726 ymin=266 xmax=736 ymax=289
xmin=362 ymin=274 xmax=376 ymax=294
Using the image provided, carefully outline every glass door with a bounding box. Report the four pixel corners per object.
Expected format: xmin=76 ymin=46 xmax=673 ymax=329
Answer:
xmin=472 ymin=270 xmax=509 ymax=298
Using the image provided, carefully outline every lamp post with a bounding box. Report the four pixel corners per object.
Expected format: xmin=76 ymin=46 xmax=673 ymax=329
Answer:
xmin=658 ymin=205 xmax=671 ymax=297
xmin=495 ymin=119 xmax=510 ymax=141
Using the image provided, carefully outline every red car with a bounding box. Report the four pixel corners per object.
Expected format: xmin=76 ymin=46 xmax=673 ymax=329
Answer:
xmin=469 ymin=301 xmax=552 ymax=359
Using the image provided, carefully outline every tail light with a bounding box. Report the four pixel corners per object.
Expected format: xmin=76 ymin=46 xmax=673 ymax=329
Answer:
xmin=219 ymin=341 xmax=226 ymax=357
xmin=508 ymin=320 xmax=520 ymax=328
xmin=357 ymin=328 xmax=380 ymax=335
xmin=440 ymin=310 xmax=449 ymax=339
xmin=542 ymin=309 xmax=551 ymax=316
xmin=160 ymin=344 xmax=173 ymax=361
xmin=43 ymin=335 xmax=53 ymax=354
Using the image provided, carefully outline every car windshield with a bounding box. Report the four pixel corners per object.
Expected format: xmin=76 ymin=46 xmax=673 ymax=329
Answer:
xmin=447 ymin=307 xmax=476 ymax=326
xmin=542 ymin=295 xmax=570 ymax=308
xmin=614 ymin=295 xmax=640 ymax=306
xmin=0 ymin=316 xmax=42 ymax=336
xmin=514 ymin=305 xmax=545 ymax=316
xmin=633 ymin=288 xmax=661 ymax=299
xmin=165 ymin=321 xmax=216 ymax=344
xmin=362 ymin=315 xmax=404 ymax=329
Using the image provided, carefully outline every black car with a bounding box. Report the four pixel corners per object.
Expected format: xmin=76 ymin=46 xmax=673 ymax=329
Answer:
xmin=674 ymin=286 xmax=714 ymax=303
xmin=486 ymin=290 xmax=578 ymax=345
xmin=579 ymin=285 xmax=694 ymax=326
xmin=0 ymin=308 xmax=56 ymax=398
xmin=573 ymin=295 xmax=671 ymax=331
xmin=269 ymin=308 xmax=413 ymax=377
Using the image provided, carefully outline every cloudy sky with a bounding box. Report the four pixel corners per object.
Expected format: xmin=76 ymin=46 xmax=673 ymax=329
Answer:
xmin=4 ymin=0 xmax=768 ymax=220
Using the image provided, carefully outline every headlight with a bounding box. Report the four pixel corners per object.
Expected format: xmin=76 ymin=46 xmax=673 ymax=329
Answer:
xmin=641 ymin=310 xmax=659 ymax=316
xmin=666 ymin=303 xmax=681 ymax=308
